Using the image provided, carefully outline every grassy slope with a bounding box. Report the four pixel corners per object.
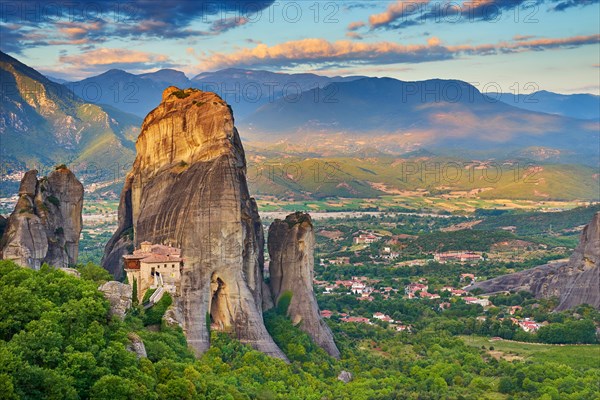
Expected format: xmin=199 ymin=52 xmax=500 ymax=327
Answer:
xmin=460 ymin=335 xmax=600 ymax=370
xmin=247 ymin=155 xmax=599 ymax=201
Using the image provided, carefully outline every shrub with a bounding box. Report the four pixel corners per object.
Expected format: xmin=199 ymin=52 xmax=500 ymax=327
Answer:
xmin=171 ymin=90 xmax=189 ymax=99
xmin=78 ymin=262 xmax=112 ymax=283
xmin=143 ymin=293 xmax=173 ymax=326
xmin=276 ymin=291 xmax=293 ymax=316
xmin=46 ymin=195 xmax=60 ymax=207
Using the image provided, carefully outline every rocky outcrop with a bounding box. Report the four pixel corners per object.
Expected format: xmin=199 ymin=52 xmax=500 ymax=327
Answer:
xmin=126 ymin=332 xmax=147 ymax=358
xmin=99 ymin=281 xmax=132 ymax=320
xmin=472 ymin=212 xmax=600 ymax=311
xmin=0 ymin=167 xmax=83 ymax=269
xmin=163 ymin=305 xmax=183 ymax=328
xmin=102 ymin=87 xmax=286 ymax=359
xmin=268 ymin=212 xmax=340 ymax=358
xmin=338 ymin=371 xmax=353 ymax=383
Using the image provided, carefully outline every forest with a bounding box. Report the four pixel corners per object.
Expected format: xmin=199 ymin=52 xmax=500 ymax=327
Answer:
xmin=0 ymin=261 xmax=598 ymax=400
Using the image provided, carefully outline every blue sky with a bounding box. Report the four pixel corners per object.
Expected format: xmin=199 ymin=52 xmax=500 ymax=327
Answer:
xmin=1 ymin=0 xmax=599 ymax=93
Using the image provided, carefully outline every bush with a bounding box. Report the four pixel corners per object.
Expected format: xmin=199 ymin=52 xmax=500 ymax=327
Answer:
xmin=46 ymin=195 xmax=60 ymax=207
xmin=276 ymin=291 xmax=293 ymax=316
xmin=171 ymin=90 xmax=189 ymax=99
xmin=143 ymin=293 xmax=173 ymax=326
xmin=77 ymin=262 xmax=112 ymax=283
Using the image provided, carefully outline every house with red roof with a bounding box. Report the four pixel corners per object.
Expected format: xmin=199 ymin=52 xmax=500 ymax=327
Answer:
xmin=123 ymin=241 xmax=184 ymax=302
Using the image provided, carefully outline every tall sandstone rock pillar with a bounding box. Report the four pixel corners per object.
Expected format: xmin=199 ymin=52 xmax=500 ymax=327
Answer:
xmin=102 ymin=87 xmax=286 ymax=359
xmin=0 ymin=167 xmax=83 ymax=269
xmin=268 ymin=212 xmax=341 ymax=358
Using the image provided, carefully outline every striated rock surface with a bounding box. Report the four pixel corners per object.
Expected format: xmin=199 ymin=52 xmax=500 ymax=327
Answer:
xmin=100 ymin=174 xmax=134 ymax=280
xmin=268 ymin=212 xmax=340 ymax=358
xmin=0 ymin=167 xmax=83 ymax=269
xmin=472 ymin=212 xmax=600 ymax=311
xmin=99 ymin=281 xmax=132 ymax=320
xmin=102 ymin=87 xmax=286 ymax=359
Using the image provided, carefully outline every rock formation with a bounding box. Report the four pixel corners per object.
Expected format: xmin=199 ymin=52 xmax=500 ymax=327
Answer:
xmin=0 ymin=167 xmax=83 ymax=269
xmin=338 ymin=371 xmax=353 ymax=383
xmin=98 ymin=281 xmax=132 ymax=320
xmin=472 ymin=212 xmax=600 ymax=311
xmin=268 ymin=212 xmax=340 ymax=358
xmin=126 ymin=332 xmax=147 ymax=358
xmin=102 ymin=87 xmax=286 ymax=359
xmin=0 ymin=215 xmax=7 ymax=240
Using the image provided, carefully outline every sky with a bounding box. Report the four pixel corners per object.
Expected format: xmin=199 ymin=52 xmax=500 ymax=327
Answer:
xmin=1 ymin=0 xmax=599 ymax=94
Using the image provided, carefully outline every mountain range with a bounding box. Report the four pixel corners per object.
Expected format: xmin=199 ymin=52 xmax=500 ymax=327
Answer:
xmin=1 ymin=50 xmax=598 ymax=200
xmin=240 ymin=78 xmax=599 ymax=164
xmin=63 ymin=67 xmax=364 ymax=119
xmin=54 ymin=65 xmax=600 ymax=124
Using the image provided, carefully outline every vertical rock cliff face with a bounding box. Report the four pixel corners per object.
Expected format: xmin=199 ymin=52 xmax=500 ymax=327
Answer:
xmin=472 ymin=212 xmax=600 ymax=311
xmin=0 ymin=167 xmax=83 ymax=269
xmin=268 ymin=212 xmax=340 ymax=358
xmin=102 ymin=87 xmax=286 ymax=359
xmin=551 ymin=211 xmax=599 ymax=311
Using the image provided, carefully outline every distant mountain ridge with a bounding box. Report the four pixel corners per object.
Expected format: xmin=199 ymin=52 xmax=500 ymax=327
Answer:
xmin=63 ymin=67 xmax=364 ymax=118
xmin=240 ymin=77 xmax=599 ymax=164
xmin=492 ymin=91 xmax=599 ymax=120
xmin=54 ymin=68 xmax=598 ymax=122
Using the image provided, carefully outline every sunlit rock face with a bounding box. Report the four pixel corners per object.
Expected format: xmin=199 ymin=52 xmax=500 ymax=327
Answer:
xmin=472 ymin=212 xmax=600 ymax=311
xmin=1 ymin=167 xmax=83 ymax=269
xmin=268 ymin=212 xmax=340 ymax=358
xmin=102 ymin=87 xmax=286 ymax=359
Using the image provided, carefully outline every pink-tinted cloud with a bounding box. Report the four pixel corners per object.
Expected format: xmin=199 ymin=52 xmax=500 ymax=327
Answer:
xmin=347 ymin=21 xmax=366 ymax=31
xmin=60 ymin=48 xmax=169 ymax=67
xmin=368 ymin=0 xmax=431 ymax=29
xmin=198 ymin=34 xmax=600 ymax=70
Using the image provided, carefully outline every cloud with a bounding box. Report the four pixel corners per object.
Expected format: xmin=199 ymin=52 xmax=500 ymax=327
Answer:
xmin=1 ymin=0 xmax=274 ymax=51
xmin=552 ymin=0 xmax=599 ymax=11
xmin=198 ymin=34 xmax=600 ymax=70
xmin=57 ymin=48 xmax=177 ymax=75
xmin=367 ymin=0 xmax=431 ymax=29
xmin=347 ymin=21 xmax=366 ymax=31
xmin=345 ymin=32 xmax=364 ymax=40
xmin=209 ymin=16 xmax=249 ymax=33
xmin=351 ymin=0 xmax=599 ymax=31
xmin=513 ymin=35 xmax=537 ymax=41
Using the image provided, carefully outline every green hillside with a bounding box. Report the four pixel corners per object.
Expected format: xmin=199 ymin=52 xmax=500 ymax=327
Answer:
xmin=246 ymin=153 xmax=600 ymax=201
xmin=0 ymin=51 xmax=139 ymax=177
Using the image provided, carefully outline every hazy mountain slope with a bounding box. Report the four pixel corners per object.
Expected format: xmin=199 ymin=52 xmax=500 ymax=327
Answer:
xmin=138 ymin=68 xmax=191 ymax=87
xmin=67 ymin=69 xmax=173 ymax=118
xmin=66 ymin=68 xmax=363 ymax=119
xmin=491 ymin=91 xmax=600 ymax=120
xmin=191 ymin=68 xmax=364 ymax=118
xmin=241 ymin=78 xmax=599 ymax=162
xmin=0 ymin=51 xmax=139 ymax=173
